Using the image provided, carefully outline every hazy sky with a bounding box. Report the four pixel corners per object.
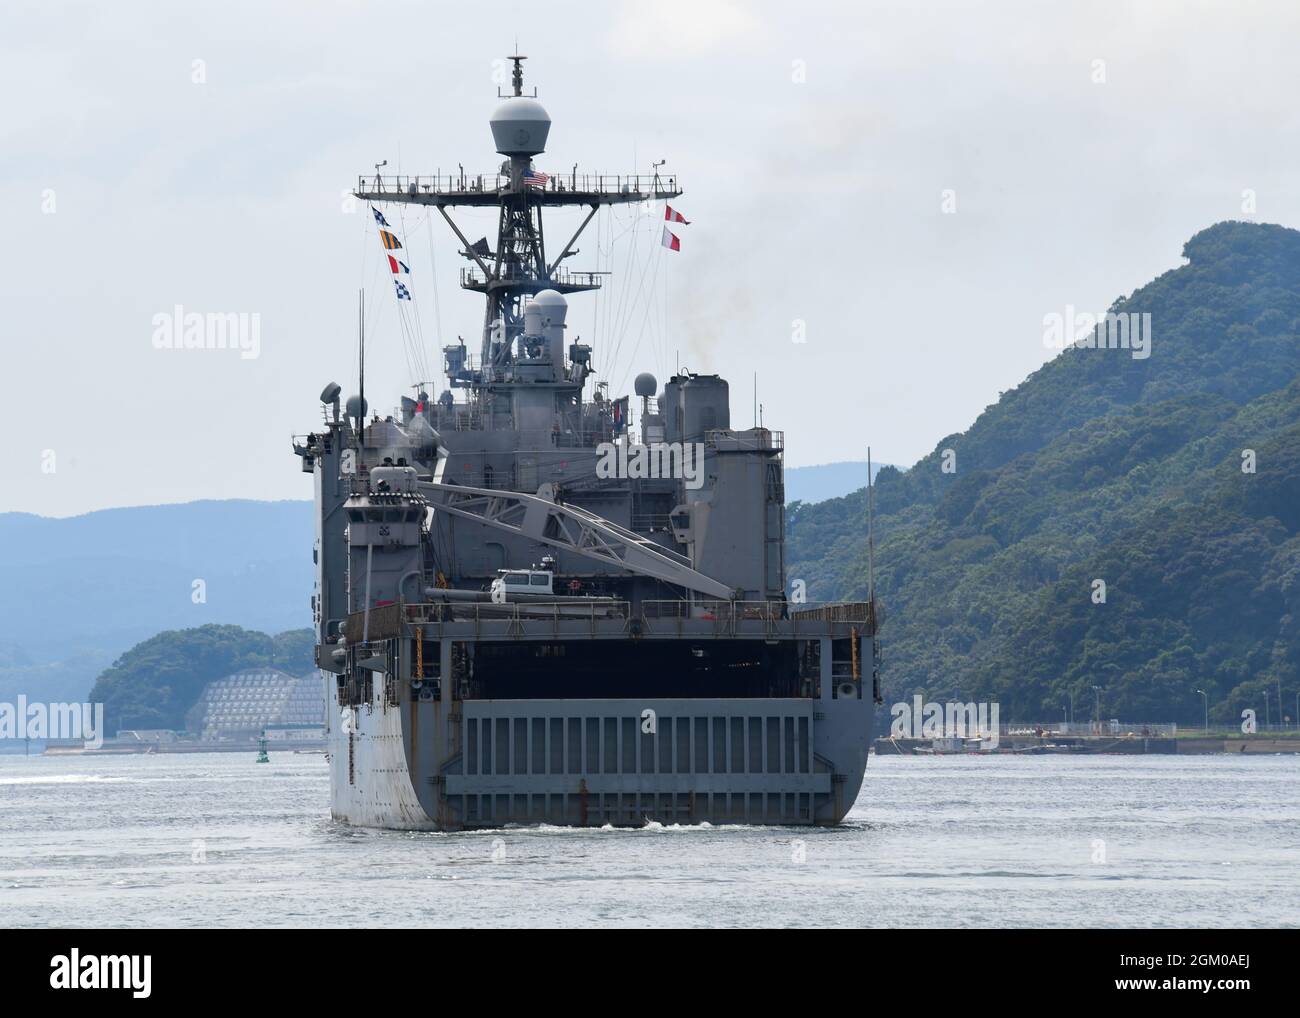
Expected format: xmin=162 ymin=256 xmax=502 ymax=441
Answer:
xmin=5 ymin=0 xmax=1300 ymax=517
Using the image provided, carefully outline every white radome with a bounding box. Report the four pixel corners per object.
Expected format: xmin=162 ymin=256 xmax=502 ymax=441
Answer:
xmin=489 ymin=97 xmax=551 ymax=156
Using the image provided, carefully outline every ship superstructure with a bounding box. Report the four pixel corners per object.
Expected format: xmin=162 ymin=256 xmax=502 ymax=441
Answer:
xmin=293 ymin=57 xmax=878 ymax=829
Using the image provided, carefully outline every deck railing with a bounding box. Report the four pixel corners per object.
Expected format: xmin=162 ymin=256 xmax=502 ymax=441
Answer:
xmin=339 ymin=598 xmax=875 ymax=640
xmin=643 ymin=599 xmax=876 ymax=637
xmin=404 ymin=600 xmax=631 ymax=627
xmin=704 ymin=428 xmax=784 ymax=452
xmin=357 ymin=172 xmax=680 ymax=198
xmin=461 ymin=267 xmax=605 ymax=289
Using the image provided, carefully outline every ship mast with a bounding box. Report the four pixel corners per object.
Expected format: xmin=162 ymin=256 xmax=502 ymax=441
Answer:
xmin=353 ymin=57 xmax=681 ymax=412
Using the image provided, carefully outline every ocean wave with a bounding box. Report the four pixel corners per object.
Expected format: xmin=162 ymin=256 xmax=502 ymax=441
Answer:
xmin=0 ymin=774 xmax=127 ymax=786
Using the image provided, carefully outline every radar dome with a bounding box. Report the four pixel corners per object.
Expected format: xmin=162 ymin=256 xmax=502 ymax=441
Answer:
xmin=528 ymin=289 xmax=568 ymax=334
xmin=490 ymin=97 xmax=551 ymax=156
xmin=345 ymin=395 xmax=368 ymax=421
xmin=634 ymin=372 xmax=658 ymax=397
xmin=532 ymin=288 xmax=566 ymax=309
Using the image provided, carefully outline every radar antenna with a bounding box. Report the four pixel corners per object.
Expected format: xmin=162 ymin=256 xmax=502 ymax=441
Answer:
xmin=502 ymin=51 xmax=535 ymax=98
xmin=511 ymin=52 xmax=525 ymax=96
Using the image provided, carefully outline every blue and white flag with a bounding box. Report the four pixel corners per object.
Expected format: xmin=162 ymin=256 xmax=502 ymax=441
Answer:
xmin=394 ymin=280 xmax=411 ymax=300
xmin=372 ymin=207 xmax=390 ymax=227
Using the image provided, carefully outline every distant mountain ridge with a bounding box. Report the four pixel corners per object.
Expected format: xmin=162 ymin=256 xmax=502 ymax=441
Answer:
xmin=0 ymin=499 xmax=314 ymax=704
xmin=786 ymin=221 xmax=1300 ymax=723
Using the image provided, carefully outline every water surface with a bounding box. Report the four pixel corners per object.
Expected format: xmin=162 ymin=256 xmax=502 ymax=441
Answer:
xmin=1 ymin=751 xmax=1295 ymax=927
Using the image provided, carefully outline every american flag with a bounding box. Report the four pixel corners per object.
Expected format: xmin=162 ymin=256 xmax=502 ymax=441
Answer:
xmin=523 ymin=170 xmax=550 ymax=188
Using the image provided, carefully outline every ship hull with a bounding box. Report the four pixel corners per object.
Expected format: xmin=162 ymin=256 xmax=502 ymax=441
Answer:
xmin=324 ymin=671 xmax=873 ymax=831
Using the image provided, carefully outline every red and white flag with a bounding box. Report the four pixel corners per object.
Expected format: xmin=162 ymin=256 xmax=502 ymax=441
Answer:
xmin=665 ymin=205 xmax=690 ymax=225
xmin=661 ymin=226 xmax=681 ymax=251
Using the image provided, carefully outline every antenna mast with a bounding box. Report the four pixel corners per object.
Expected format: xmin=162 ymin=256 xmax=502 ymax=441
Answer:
xmin=358 ymin=288 xmax=365 ymax=447
xmin=867 ymin=447 xmax=882 ymax=704
xmin=866 ymin=447 xmax=875 ymax=601
xmin=352 ymin=56 xmax=679 ymax=413
xmin=510 ymin=52 xmax=526 ymax=97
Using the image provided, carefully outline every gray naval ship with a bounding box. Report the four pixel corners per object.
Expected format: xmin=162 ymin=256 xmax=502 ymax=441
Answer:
xmin=293 ymin=56 xmax=879 ymax=830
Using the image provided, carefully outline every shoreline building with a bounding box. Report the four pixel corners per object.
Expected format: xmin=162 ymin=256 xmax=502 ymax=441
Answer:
xmin=186 ymin=669 xmax=325 ymax=743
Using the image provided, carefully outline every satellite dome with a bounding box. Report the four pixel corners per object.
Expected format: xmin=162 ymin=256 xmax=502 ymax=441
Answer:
xmin=490 ymin=97 xmax=551 ymax=156
xmin=345 ymin=395 xmax=368 ymax=421
xmin=634 ymin=372 xmax=658 ymax=397
xmin=529 ymin=289 xmax=567 ymax=329
xmin=532 ymin=288 xmax=566 ymax=308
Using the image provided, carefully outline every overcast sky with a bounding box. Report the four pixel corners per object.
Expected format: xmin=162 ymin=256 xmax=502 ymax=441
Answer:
xmin=5 ymin=0 xmax=1300 ymax=517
